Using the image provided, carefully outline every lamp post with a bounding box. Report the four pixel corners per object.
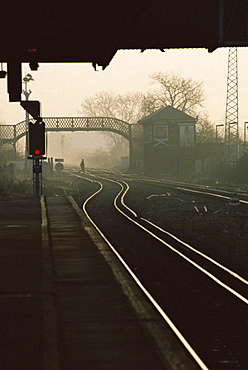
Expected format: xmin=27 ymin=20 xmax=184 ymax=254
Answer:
xmin=22 ymin=73 xmax=34 ymax=166
xmin=244 ymin=122 xmax=248 ymax=154
xmin=216 ymin=124 xmax=224 ymax=143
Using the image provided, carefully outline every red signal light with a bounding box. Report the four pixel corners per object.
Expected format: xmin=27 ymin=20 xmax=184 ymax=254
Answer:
xmin=29 ymin=121 xmax=45 ymax=156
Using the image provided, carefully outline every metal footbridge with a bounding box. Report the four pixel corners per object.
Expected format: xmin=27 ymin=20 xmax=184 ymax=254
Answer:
xmin=0 ymin=117 xmax=143 ymax=145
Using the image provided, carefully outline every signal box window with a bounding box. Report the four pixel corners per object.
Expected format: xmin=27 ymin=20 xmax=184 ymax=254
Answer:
xmin=154 ymin=125 xmax=168 ymax=139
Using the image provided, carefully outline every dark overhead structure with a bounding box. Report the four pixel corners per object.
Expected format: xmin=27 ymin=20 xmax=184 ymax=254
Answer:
xmin=0 ymin=0 xmax=248 ymax=101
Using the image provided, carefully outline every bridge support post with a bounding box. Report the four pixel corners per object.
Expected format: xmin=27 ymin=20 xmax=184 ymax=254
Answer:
xmin=128 ymin=138 xmax=136 ymax=173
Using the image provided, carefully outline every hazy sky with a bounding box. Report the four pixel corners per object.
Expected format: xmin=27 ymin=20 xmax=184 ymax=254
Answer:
xmin=1 ymin=47 xmax=248 ymax=131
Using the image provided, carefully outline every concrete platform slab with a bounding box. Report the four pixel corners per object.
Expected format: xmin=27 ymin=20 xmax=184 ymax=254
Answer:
xmin=0 ymin=194 xmax=197 ymax=369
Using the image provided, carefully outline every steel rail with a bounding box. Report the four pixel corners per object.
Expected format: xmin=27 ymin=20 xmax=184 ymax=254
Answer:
xmin=141 ymin=218 xmax=248 ymax=286
xmin=66 ymin=170 xmax=248 ymax=367
xmin=82 ymin=169 xmax=247 ymax=202
xmin=119 ymin=174 xmax=248 ymax=203
xmin=177 ymin=186 xmax=248 ymax=205
xmin=118 ymin=179 xmax=248 ymax=284
xmin=72 ymin=172 xmax=209 ymax=370
xmin=112 ymin=180 xmax=248 ymax=304
xmin=70 ymin=171 xmax=248 ymax=292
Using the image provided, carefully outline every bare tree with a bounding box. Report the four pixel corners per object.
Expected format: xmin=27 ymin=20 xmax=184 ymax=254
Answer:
xmin=145 ymin=72 xmax=205 ymax=115
xmin=80 ymin=91 xmax=146 ymax=124
xmin=196 ymin=113 xmax=216 ymax=144
xmin=80 ymin=91 xmax=116 ymax=117
xmin=80 ymin=91 xmax=147 ymax=157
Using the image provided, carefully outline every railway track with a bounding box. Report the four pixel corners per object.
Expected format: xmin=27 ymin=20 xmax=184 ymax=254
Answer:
xmin=64 ymin=170 xmax=248 ymax=369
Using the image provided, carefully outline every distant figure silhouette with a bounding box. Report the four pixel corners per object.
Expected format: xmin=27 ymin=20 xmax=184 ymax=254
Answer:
xmin=80 ymin=159 xmax=85 ymax=173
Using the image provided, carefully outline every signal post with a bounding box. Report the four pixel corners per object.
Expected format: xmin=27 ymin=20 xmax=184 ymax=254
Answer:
xmin=21 ymin=100 xmax=46 ymax=196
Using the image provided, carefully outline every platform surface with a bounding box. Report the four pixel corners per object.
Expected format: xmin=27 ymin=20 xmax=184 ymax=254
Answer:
xmin=0 ymin=195 xmax=169 ymax=369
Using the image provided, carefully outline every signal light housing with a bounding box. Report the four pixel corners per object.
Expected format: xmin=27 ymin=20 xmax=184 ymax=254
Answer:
xmin=29 ymin=121 xmax=45 ymax=156
xmin=0 ymin=70 xmax=7 ymax=78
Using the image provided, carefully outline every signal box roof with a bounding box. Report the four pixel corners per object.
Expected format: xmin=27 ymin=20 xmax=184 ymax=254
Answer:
xmin=138 ymin=106 xmax=196 ymax=125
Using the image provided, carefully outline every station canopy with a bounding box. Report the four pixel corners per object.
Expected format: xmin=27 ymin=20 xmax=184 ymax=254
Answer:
xmin=1 ymin=0 xmax=248 ymax=101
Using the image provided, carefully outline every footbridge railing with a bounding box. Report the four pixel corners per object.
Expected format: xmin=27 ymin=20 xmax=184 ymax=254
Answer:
xmin=0 ymin=117 xmax=144 ymax=145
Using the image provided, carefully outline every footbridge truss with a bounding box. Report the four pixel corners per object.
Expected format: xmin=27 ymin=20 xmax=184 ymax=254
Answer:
xmin=0 ymin=116 xmax=143 ymax=146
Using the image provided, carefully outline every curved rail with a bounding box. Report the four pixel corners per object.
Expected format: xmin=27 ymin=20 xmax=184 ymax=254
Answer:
xmin=65 ymin=170 xmax=248 ymax=367
xmin=79 ymin=174 xmax=209 ymax=370
xmin=113 ymin=180 xmax=248 ymax=303
xmin=73 ymin=170 xmax=248 ymax=297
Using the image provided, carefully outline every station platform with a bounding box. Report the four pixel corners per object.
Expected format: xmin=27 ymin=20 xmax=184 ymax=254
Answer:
xmin=0 ymin=195 xmax=197 ymax=370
